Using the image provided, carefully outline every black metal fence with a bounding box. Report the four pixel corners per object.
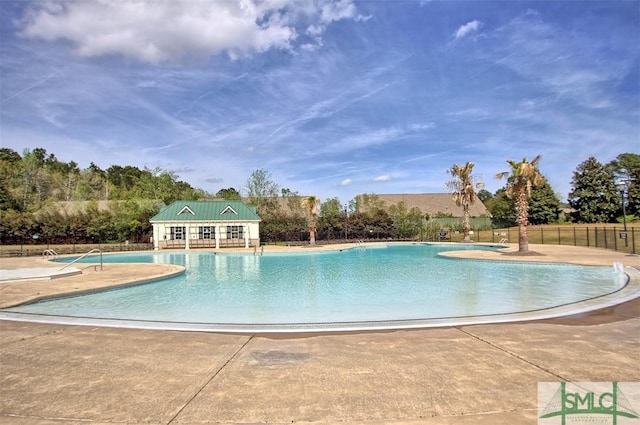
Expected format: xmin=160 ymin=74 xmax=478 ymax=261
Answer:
xmin=453 ymin=226 xmax=638 ymax=255
xmin=0 ymin=243 xmax=153 ymax=258
xmin=3 ymin=226 xmax=637 ymax=256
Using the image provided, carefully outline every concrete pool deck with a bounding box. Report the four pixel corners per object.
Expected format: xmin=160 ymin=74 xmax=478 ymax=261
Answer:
xmin=1 ymin=243 xmax=639 ymax=424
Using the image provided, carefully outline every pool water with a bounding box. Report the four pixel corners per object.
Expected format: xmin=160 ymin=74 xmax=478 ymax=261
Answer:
xmin=6 ymin=244 xmax=627 ymax=325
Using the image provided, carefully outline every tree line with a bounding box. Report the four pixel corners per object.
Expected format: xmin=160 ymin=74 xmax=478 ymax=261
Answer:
xmin=242 ymin=152 xmax=639 ymax=247
xmin=0 ymin=147 xmax=208 ymax=245
xmin=0 ymin=147 xmax=637 ymax=246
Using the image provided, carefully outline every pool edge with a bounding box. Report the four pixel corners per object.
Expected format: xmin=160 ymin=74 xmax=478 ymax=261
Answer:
xmin=1 ymin=266 xmax=638 ymax=334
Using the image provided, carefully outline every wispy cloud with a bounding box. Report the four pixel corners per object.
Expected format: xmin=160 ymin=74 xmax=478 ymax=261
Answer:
xmin=1 ymin=1 xmax=637 ymax=203
xmin=329 ymin=122 xmax=433 ymax=154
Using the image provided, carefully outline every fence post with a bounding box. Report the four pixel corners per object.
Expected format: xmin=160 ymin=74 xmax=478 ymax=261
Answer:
xmin=558 ymin=227 xmax=561 ymax=245
xmin=604 ymin=227 xmax=608 ymax=250
xmin=573 ymin=227 xmax=576 ymax=246
xmin=586 ymin=227 xmax=590 ymax=247
xmin=613 ymin=226 xmax=618 ymax=252
xmin=541 ymin=227 xmax=544 ymax=244
xmin=633 ymin=227 xmax=637 ymax=255
xmin=595 ymin=227 xmax=598 ymax=248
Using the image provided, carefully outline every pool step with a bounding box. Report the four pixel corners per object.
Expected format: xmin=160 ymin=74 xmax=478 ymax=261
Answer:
xmin=0 ymin=268 xmax=83 ymax=282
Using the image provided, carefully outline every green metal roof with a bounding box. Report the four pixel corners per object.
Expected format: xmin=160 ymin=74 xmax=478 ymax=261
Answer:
xmin=150 ymin=200 xmax=261 ymax=222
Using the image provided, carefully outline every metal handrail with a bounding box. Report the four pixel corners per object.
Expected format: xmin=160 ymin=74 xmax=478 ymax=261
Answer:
xmin=59 ymin=248 xmax=103 ymax=271
xmin=42 ymin=249 xmax=59 ymax=258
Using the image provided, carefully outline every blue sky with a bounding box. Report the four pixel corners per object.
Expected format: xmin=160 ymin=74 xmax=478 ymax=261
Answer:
xmin=1 ymin=0 xmax=638 ymax=203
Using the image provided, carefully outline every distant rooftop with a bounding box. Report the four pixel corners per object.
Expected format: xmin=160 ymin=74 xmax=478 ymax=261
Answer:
xmin=359 ymin=193 xmax=490 ymax=217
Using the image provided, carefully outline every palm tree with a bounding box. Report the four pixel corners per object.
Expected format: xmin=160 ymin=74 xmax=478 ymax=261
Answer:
xmin=445 ymin=162 xmax=484 ymax=242
xmin=495 ymin=155 xmax=544 ymax=253
xmin=302 ymin=196 xmax=321 ymax=245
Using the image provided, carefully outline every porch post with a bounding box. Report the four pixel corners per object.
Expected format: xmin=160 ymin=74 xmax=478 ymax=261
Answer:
xmin=244 ymin=224 xmax=249 ymax=249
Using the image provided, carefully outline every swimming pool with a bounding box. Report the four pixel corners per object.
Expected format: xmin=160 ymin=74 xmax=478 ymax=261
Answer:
xmin=2 ymin=244 xmax=632 ymax=332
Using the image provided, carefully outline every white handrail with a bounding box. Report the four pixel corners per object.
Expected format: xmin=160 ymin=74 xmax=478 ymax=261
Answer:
xmin=59 ymin=249 xmax=103 ymax=271
xmin=42 ymin=249 xmax=58 ymax=258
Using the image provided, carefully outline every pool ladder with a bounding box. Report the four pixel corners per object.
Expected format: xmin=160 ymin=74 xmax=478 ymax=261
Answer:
xmin=498 ymin=238 xmax=509 ymax=246
xmin=42 ymin=249 xmax=59 ymax=259
xmin=357 ymin=240 xmax=366 ymax=248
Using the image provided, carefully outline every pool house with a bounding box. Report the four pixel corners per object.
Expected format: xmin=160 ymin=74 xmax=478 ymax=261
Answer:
xmin=149 ymin=200 xmax=262 ymax=250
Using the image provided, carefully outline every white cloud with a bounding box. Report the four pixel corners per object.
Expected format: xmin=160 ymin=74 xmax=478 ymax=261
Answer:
xmin=373 ymin=175 xmax=391 ymax=182
xmin=19 ymin=0 xmax=362 ymax=65
xmin=340 ymin=178 xmax=352 ymax=186
xmin=454 ymin=20 xmax=482 ymax=40
xmin=409 ymin=122 xmax=436 ymax=131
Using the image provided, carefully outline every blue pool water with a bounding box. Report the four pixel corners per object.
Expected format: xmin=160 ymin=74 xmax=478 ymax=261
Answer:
xmin=6 ymin=244 xmax=627 ymax=326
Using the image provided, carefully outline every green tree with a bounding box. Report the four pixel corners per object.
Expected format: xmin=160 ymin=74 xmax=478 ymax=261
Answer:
xmin=388 ymin=201 xmax=410 ymax=238
xmin=477 ymin=189 xmax=493 ymax=203
xmin=367 ymin=209 xmax=394 ymax=239
xmin=528 ymin=179 xmax=561 ymax=225
xmin=568 ymin=157 xmax=619 ymax=223
xmin=246 ymin=169 xmax=279 ymax=214
xmin=355 ymin=193 xmax=386 ymax=214
xmin=1 ymin=209 xmax=36 ymax=245
xmin=388 ymin=201 xmax=425 ymax=239
xmin=317 ymin=197 xmax=343 ymax=240
xmin=215 ymin=187 xmax=242 ymax=200
xmin=20 ymin=148 xmax=50 ymax=209
xmin=75 ymin=164 xmax=106 ymax=200
xmin=495 ymin=155 xmax=544 ymax=252
xmin=36 ymin=206 xmax=68 ymax=245
xmin=246 ymin=169 xmax=279 ymax=199
xmin=0 ymin=148 xmax=22 ymax=211
xmin=348 ymin=209 xmax=393 ymax=239
xmin=484 ymin=188 xmax=516 ymax=228
xmin=608 ymin=152 xmax=640 ymax=218
xmin=445 ymin=162 xmax=484 ymax=242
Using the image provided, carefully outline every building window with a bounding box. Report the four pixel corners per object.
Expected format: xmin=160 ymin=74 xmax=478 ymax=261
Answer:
xmin=226 ymin=225 xmax=243 ymax=239
xmin=170 ymin=226 xmax=186 ymax=240
xmin=198 ymin=226 xmax=214 ymax=239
